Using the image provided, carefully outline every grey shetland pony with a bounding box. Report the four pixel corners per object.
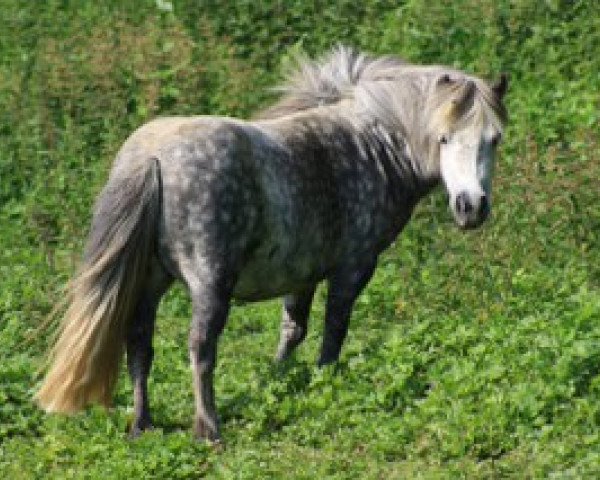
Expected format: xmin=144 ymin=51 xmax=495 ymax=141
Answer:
xmin=36 ymin=47 xmax=508 ymax=441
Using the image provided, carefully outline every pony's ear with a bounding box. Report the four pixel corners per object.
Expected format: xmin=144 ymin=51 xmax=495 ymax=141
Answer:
xmin=436 ymin=73 xmax=454 ymax=87
xmin=441 ymin=79 xmax=476 ymax=124
xmin=452 ymin=79 xmax=476 ymax=109
xmin=492 ymin=73 xmax=508 ymax=100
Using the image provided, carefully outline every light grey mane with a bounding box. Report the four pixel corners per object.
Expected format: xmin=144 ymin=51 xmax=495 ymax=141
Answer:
xmin=257 ymin=46 xmax=407 ymax=119
xmin=258 ymin=45 xmax=506 ymax=129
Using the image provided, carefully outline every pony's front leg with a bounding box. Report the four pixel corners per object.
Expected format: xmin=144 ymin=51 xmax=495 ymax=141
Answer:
xmin=189 ymin=281 xmax=231 ymax=442
xmin=275 ymin=286 xmax=316 ymax=361
xmin=318 ymin=261 xmax=377 ymax=366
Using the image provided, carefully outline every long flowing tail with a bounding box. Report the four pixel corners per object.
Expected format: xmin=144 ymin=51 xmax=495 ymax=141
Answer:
xmin=35 ymin=157 xmax=161 ymax=413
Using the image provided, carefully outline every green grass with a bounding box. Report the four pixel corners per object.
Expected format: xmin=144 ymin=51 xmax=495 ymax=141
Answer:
xmin=1 ymin=0 xmax=599 ymax=478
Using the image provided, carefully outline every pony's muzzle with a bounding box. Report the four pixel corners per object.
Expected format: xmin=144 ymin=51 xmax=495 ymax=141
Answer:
xmin=453 ymin=191 xmax=489 ymax=229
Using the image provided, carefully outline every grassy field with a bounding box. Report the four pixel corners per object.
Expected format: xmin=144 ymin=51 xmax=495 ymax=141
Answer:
xmin=1 ymin=1 xmax=599 ymax=478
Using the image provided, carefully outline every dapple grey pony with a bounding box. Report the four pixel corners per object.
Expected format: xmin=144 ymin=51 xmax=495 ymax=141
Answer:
xmin=36 ymin=46 xmax=508 ymax=441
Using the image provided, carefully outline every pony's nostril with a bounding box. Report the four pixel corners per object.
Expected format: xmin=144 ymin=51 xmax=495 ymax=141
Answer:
xmin=455 ymin=192 xmax=473 ymax=215
xmin=479 ymin=194 xmax=489 ymax=215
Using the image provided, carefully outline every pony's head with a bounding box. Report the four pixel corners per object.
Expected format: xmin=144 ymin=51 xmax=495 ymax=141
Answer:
xmin=430 ymin=73 xmax=508 ymax=229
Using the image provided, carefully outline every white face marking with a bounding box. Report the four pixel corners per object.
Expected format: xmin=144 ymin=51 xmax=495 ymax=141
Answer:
xmin=439 ymin=123 xmax=501 ymax=228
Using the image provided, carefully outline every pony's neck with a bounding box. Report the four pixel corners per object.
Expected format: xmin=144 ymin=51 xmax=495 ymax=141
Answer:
xmin=339 ymin=102 xmax=440 ymax=202
xmin=351 ymin=76 xmax=442 ymax=189
xmin=361 ymin=117 xmax=439 ymax=196
xmin=268 ymin=101 xmax=439 ymax=203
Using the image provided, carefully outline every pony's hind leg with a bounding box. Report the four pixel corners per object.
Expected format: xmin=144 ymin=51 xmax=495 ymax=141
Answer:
xmin=187 ymin=276 xmax=233 ymax=442
xmin=318 ymin=261 xmax=376 ymax=366
xmin=126 ymin=262 xmax=172 ymax=438
xmin=275 ymin=286 xmax=316 ymax=361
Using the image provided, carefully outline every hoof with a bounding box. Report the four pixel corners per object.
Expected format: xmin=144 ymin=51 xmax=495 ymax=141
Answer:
xmin=274 ymin=347 xmax=291 ymax=362
xmin=317 ymin=355 xmax=339 ymax=367
xmin=275 ymin=328 xmax=306 ymax=362
xmin=193 ymin=417 xmax=220 ymax=443
xmin=128 ymin=417 xmax=153 ymax=439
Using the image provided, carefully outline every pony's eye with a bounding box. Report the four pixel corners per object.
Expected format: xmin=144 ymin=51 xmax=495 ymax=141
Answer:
xmin=439 ymin=134 xmax=449 ymax=145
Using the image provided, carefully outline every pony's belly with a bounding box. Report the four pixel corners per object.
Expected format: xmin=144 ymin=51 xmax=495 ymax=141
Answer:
xmin=233 ymin=256 xmax=325 ymax=301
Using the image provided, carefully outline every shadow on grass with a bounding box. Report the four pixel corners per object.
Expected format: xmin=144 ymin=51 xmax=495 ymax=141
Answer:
xmin=570 ymin=351 xmax=600 ymax=397
xmin=219 ymin=357 xmax=314 ymax=424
